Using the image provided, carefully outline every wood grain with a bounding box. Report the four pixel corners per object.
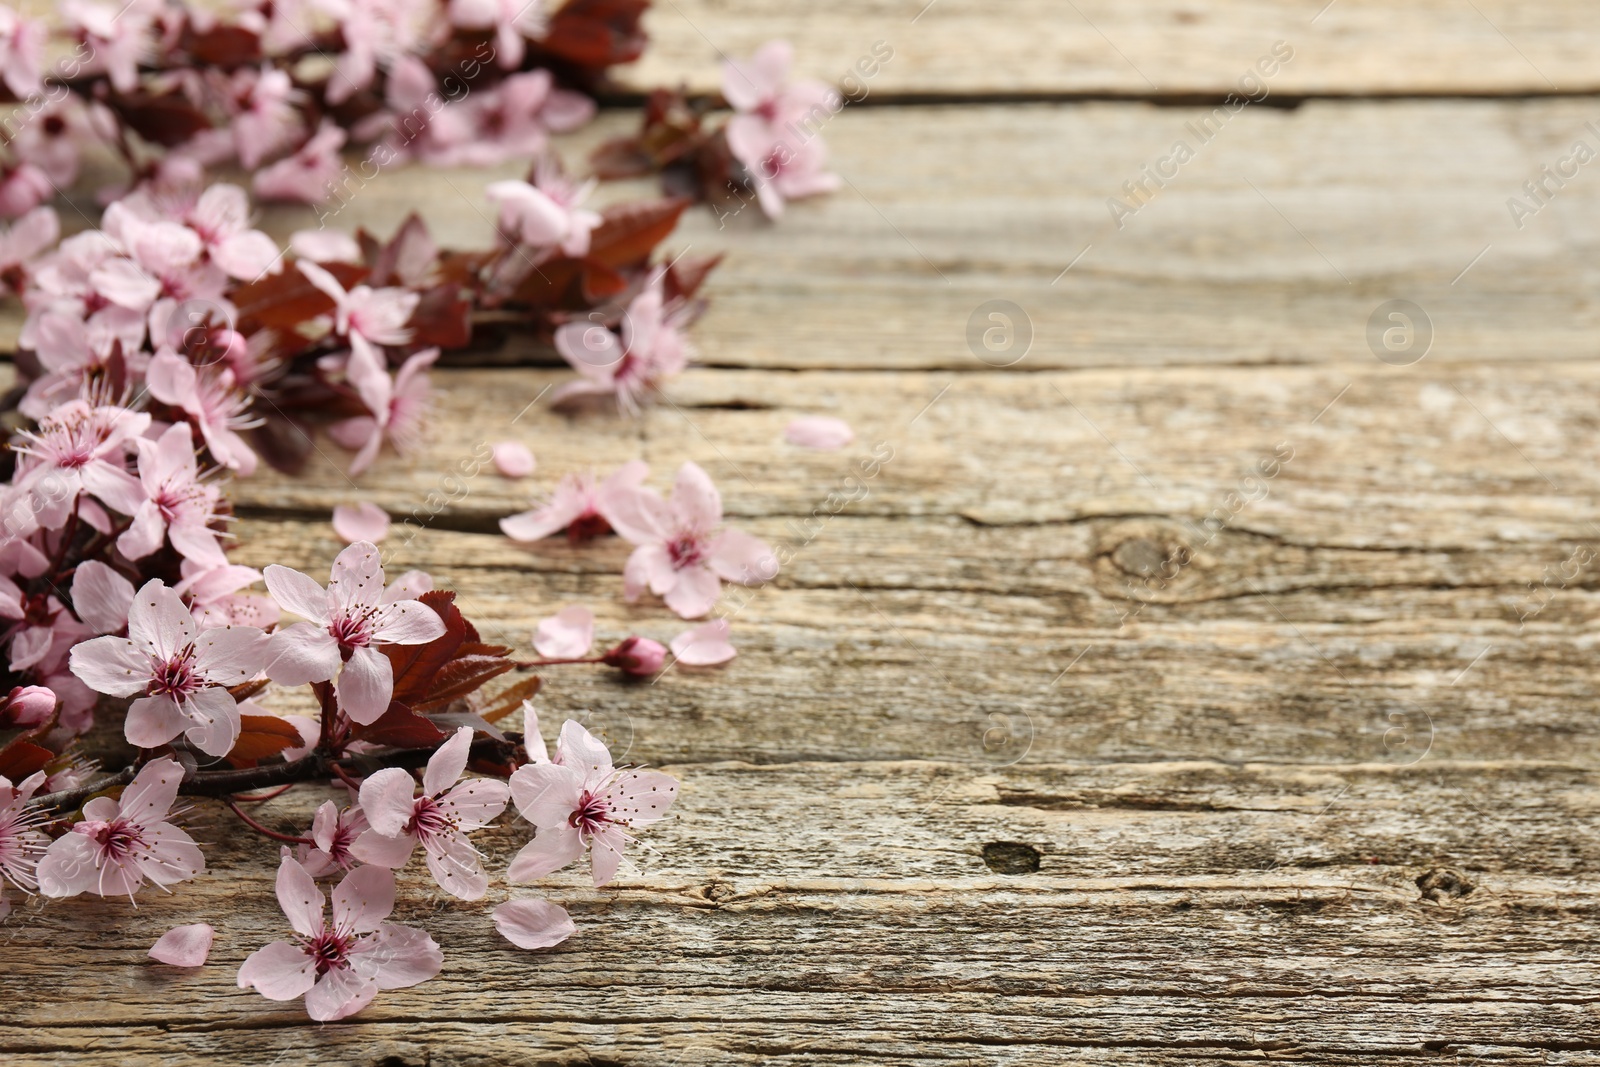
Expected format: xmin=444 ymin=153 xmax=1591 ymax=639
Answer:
xmin=624 ymin=0 xmax=1600 ymax=98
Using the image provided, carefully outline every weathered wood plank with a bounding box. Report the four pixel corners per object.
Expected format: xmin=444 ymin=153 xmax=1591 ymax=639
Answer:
xmin=623 ymin=0 xmax=1600 ymax=98
xmin=3 ymin=760 xmax=1597 ymax=1064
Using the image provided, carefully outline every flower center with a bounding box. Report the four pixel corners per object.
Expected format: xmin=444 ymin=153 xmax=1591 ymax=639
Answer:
xmin=667 ymin=533 xmax=705 ymax=569
xmin=148 ymin=648 xmax=201 ymax=698
xmin=86 ymin=817 xmax=146 ymax=862
xmin=327 ymin=611 xmax=374 ymax=650
xmin=408 ymin=795 xmax=455 ymax=843
xmin=568 ymin=790 xmax=610 ymax=837
xmin=303 ymin=928 xmax=354 ymax=975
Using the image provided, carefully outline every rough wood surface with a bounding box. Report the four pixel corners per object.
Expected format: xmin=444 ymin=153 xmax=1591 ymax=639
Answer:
xmin=5 ymin=6 xmax=1600 ymax=1065
xmin=624 ymin=0 xmax=1600 ymax=98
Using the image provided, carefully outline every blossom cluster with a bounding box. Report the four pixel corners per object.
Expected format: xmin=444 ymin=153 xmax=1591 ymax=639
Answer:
xmin=0 ymin=1 xmax=838 ymax=1023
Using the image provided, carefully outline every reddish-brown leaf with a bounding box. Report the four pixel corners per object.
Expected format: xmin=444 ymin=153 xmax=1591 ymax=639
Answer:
xmin=540 ymin=0 xmax=650 ymax=69
xmin=409 ymin=284 xmax=473 ymax=350
xmin=226 ymin=714 xmax=305 ymax=767
xmin=232 ymin=261 xmax=367 ymax=332
xmin=185 ymin=24 xmax=262 ymax=66
xmin=588 ymin=198 xmax=691 ymax=271
xmin=351 ymin=702 xmax=447 ymax=748
xmin=665 ymin=252 xmax=723 ymax=302
xmin=111 ymin=92 xmax=214 ymax=147
xmin=413 ymin=656 xmax=516 ymax=712
xmin=383 ymin=590 xmax=468 ymax=706
xmin=0 ymin=739 xmax=52 ymax=780
xmin=478 ymin=675 xmax=543 ymax=724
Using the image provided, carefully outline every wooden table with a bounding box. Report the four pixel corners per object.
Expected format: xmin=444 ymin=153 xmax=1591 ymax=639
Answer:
xmin=8 ymin=2 xmax=1600 ymax=1063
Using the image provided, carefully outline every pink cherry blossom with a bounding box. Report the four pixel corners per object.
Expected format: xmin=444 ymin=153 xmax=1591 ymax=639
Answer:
xmin=262 ymin=540 xmax=446 ymax=724
xmin=149 ymin=923 xmax=214 ymax=966
xmin=11 ymin=400 xmax=151 ymax=531
xmin=297 ymin=259 xmax=419 ymax=372
xmin=721 ymin=40 xmax=835 ymax=126
xmin=551 ymin=273 xmax=693 ymax=413
xmin=486 ymin=162 xmax=600 ymax=259
xmin=368 ymin=54 xmax=475 ymax=164
xmin=253 ymin=121 xmax=347 ymax=203
xmin=601 ymin=636 xmax=667 ymax=676
xmin=69 ymin=579 xmax=269 ymax=756
xmin=725 ymin=121 xmax=842 ymax=219
xmin=117 ymin=422 xmax=229 ymax=567
xmin=12 ymin=101 xmax=98 ymax=189
xmin=0 ymin=7 xmax=46 ymax=98
xmin=333 ymin=502 xmax=390 ymax=544
xmin=609 ymin=461 xmax=778 ymax=618
xmin=146 ymin=351 xmax=262 ymax=475
xmin=327 ymin=346 xmax=437 ymax=476
xmin=431 ymin=71 xmax=592 ymax=166
xmin=177 ymin=561 xmax=280 ymax=630
xmin=784 ymin=415 xmax=854 ymax=450
xmin=228 ymin=66 xmax=306 ymax=169
xmin=492 ymin=441 xmax=535 ymax=478
xmin=0 ymin=771 xmax=47 ymax=917
xmin=0 ymin=163 xmax=53 ymax=220
xmin=37 ymin=756 xmax=205 ymax=899
xmin=493 ymin=898 xmax=575 ymax=950
xmin=508 ymin=720 xmax=678 ymax=886
xmin=449 ymin=0 xmax=546 ymax=69
xmin=71 ymin=559 xmax=134 ymax=634
xmin=670 ymin=618 xmax=737 ymax=666
xmin=178 ymin=183 xmax=283 ymax=281
xmin=297 ymin=799 xmax=370 ymax=877
xmin=237 ymin=856 xmax=442 ymax=1021
xmin=63 ymin=0 xmax=155 ymax=94
xmin=0 ymin=206 xmax=58 ymax=298
xmin=533 ymin=605 xmax=592 ymax=659
xmin=322 ymin=0 xmax=433 ymax=107
xmin=499 ymin=460 xmax=648 ymax=544
xmin=351 ymin=727 xmax=509 ymax=899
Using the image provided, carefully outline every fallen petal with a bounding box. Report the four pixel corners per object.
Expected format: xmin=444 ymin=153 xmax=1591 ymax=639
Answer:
xmin=492 ymin=441 xmax=536 ymax=479
xmin=670 ymin=619 xmax=737 ymax=666
xmin=332 ymin=502 xmax=391 ymax=544
xmin=784 ymin=415 xmax=854 ymax=451
xmin=493 ymin=899 xmax=576 ymax=950
xmin=149 ymin=923 xmax=215 ymax=967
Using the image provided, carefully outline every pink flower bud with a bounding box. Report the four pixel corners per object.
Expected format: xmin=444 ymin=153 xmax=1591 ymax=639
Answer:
xmin=603 ymin=637 xmax=667 ymax=676
xmin=0 ymin=684 xmax=56 ymax=726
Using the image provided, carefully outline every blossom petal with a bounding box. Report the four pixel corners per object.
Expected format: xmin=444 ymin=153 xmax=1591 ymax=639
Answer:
xmin=120 ymin=757 xmax=184 ymax=827
xmin=124 ymin=695 xmax=187 ymax=749
xmin=358 ymin=767 xmax=418 ymax=838
xmin=784 ymin=414 xmax=854 ymax=450
xmin=36 ymin=832 xmax=100 ymax=897
xmin=440 ymin=776 xmax=510 ymax=831
xmin=127 ymin=579 xmax=198 ymax=662
xmin=493 ymin=899 xmax=575 ymax=950
xmin=350 ymin=923 xmax=442 ymax=989
xmin=237 ymin=940 xmax=316 ymax=1000
xmin=305 ymin=965 xmax=378 ymax=1021
xmin=370 ymin=599 xmax=445 ymax=645
xmin=349 ymin=827 xmax=417 ymax=869
xmin=329 ymin=540 xmax=385 ymax=614
xmin=601 ymin=486 xmax=673 ymax=546
xmin=555 ymin=720 xmax=613 ymax=780
xmin=419 ymin=726 xmax=470 ymax=797
xmin=263 ymin=564 xmax=330 ymax=624
xmin=71 ymin=560 xmax=135 ymax=634
xmin=332 ymin=863 xmax=395 ymax=934
xmin=605 ymin=769 xmax=680 ymax=828
xmin=508 ymin=762 xmax=584 ymax=827
xmin=337 ymin=645 xmax=394 ymax=725
xmin=332 ymin=502 xmax=390 ymax=544
xmin=708 ymin=528 xmax=779 ymax=585
xmin=423 ymin=835 xmax=488 ymax=900
xmin=532 ymin=605 xmax=593 ymax=659
xmin=670 ymin=618 xmax=738 ymax=667
xmin=264 ymin=623 xmax=341 ymax=686
xmin=138 ymin=822 xmax=206 ymax=887
xmin=180 ymin=685 xmax=242 ymax=758
xmin=382 ymin=570 xmax=433 ymax=604
xmin=670 ymin=461 xmax=722 ymax=530
xmin=275 ymin=854 xmax=326 ymax=938
xmin=149 ymin=923 xmax=214 ymax=967
xmin=500 ymin=502 xmax=579 ymax=542
xmin=663 ymin=565 xmax=722 ymax=619
xmin=589 ymin=823 xmax=630 ymax=887
xmin=506 ymin=823 xmax=585 ymax=881
xmin=192 ymin=625 xmax=270 ymax=684
xmin=492 ymin=441 xmax=535 ymax=478
xmin=69 ymin=635 xmax=151 ymax=697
